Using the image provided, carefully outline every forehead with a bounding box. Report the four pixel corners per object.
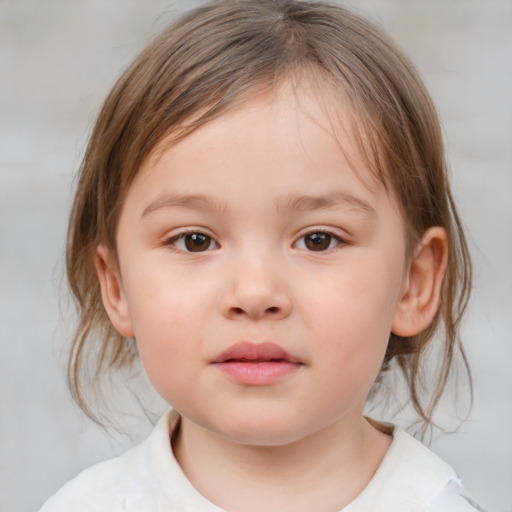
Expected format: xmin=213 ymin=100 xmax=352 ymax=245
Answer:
xmin=123 ymin=83 xmax=399 ymax=227
xmin=145 ymin=78 xmax=383 ymax=195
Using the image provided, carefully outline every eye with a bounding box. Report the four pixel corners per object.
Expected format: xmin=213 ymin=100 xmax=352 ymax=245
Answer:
xmin=295 ymin=231 xmax=342 ymax=252
xmin=167 ymin=232 xmax=218 ymax=253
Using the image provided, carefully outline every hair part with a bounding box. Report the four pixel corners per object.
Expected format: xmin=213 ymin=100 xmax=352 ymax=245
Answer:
xmin=67 ymin=0 xmax=472 ymax=433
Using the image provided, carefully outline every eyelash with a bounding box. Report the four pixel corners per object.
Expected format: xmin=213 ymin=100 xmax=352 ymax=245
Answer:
xmin=294 ymin=229 xmax=345 ymax=252
xmin=164 ymin=229 xmax=219 ymax=253
xmin=164 ymin=228 xmax=345 ymax=253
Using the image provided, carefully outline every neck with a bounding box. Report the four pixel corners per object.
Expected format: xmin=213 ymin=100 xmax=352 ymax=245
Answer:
xmin=173 ymin=412 xmax=391 ymax=512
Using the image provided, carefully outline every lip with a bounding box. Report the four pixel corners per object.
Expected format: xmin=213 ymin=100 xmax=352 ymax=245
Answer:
xmin=212 ymin=341 xmax=303 ymax=385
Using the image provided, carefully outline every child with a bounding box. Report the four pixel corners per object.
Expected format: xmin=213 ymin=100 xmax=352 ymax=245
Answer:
xmin=39 ymin=1 xmax=485 ymax=510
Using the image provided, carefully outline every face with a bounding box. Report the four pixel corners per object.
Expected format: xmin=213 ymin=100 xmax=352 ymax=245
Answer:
xmin=104 ymin=86 xmax=411 ymax=446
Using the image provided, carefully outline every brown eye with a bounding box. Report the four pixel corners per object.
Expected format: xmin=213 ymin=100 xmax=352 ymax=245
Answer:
xmin=183 ymin=233 xmax=213 ymax=252
xmin=169 ymin=232 xmax=218 ymax=252
xmin=298 ymin=232 xmax=340 ymax=252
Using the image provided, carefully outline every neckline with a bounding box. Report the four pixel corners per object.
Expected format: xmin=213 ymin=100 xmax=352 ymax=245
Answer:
xmin=151 ymin=410 xmax=454 ymax=512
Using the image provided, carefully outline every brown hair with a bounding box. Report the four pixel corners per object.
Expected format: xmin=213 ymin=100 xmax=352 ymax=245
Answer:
xmin=66 ymin=0 xmax=472 ymax=431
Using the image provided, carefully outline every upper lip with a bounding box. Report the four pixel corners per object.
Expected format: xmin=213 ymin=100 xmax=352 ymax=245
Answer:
xmin=212 ymin=341 xmax=302 ymax=364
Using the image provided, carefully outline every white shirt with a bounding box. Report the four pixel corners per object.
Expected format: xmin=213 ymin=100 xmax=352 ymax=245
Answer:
xmin=38 ymin=410 xmax=485 ymax=512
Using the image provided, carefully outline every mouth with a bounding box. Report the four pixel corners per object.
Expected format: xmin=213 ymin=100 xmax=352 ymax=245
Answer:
xmin=212 ymin=341 xmax=303 ymax=385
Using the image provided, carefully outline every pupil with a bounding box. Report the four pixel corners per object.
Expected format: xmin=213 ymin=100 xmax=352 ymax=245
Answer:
xmin=306 ymin=233 xmax=330 ymax=251
xmin=185 ymin=233 xmax=210 ymax=252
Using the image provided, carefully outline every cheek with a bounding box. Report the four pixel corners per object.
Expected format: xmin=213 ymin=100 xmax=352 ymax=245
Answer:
xmin=123 ymin=260 xmax=209 ymax=335
xmin=122 ymin=271 xmax=207 ymax=391
xmin=300 ymin=255 xmax=404 ymax=390
xmin=133 ymin=307 xmax=201 ymax=407
xmin=304 ymin=255 xmax=403 ymax=338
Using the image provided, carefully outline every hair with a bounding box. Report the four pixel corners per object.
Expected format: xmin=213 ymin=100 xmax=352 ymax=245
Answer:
xmin=66 ymin=0 xmax=472 ymax=433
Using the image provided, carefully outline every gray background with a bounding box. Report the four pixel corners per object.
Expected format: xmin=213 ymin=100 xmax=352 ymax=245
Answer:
xmin=1 ymin=1 xmax=511 ymax=511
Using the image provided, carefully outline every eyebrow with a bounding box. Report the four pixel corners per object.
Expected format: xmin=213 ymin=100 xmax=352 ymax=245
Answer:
xmin=275 ymin=192 xmax=376 ymax=218
xmin=142 ymin=194 xmax=228 ymax=217
xmin=141 ymin=191 xmax=376 ymax=218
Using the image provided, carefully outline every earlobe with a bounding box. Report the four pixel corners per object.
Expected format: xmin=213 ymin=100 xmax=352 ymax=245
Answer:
xmin=391 ymin=227 xmax=448 ymax=337
xmin=95 ymin=245 xmax=135 ymax=338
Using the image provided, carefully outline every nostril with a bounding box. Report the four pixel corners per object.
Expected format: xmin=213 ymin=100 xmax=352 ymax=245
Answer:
xmin=228 ymin=305 xmax=281 ymax=318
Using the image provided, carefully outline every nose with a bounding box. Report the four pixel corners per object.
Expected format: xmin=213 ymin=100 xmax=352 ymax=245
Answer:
xmin=220 ymin=253 xmax=292 ymax=321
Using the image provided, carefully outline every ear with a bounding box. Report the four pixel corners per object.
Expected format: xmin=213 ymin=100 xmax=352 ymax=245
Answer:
xmin=94 ymin=244 xmax=135 ymax=338
xmin=391 ymin=227 xmax=448 ymax=337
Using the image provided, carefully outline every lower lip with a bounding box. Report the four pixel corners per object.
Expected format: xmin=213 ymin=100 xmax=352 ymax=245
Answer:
xmin=214 ymin=361 xmax=302 ymax=385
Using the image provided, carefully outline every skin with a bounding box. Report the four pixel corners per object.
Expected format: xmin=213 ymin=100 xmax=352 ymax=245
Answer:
xmin=96 ymin=84 xmax=448 ymax=512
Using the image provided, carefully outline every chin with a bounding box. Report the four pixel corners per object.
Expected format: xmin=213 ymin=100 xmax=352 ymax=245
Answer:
xmin=210 ymin=413 xmax=313 ymax=447
xmin=221 ymin=428 xmax=302 ymax=447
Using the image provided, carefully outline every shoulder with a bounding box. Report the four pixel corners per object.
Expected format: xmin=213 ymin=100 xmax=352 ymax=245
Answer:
xmin=345 ymin=425 xmax=478 ymax=512
xmin=37 ymin=411 xmax=179 ymax=512
xmin=388 ymin=426 xmax=457 ymax=481
xmin=426 ymin=479 xmax=489 ymax=512
xmin=38 ymin=438 xmax=155 ymax=512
